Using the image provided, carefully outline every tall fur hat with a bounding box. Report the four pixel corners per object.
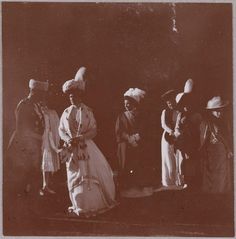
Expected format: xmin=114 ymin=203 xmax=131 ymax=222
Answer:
xmin=29 ymin=79 xmax=49 ymax=91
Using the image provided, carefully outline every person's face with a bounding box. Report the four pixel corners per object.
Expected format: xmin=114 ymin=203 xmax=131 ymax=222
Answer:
xmin=69 ymin=92 xmax=82 ymax=105
xmin=124 ymin=99 xmax=136 ymax=111
xmin=212 ymin=109 xmax=223 ymax=119
xmin=166 ymin=100 xmax=175 ymax=110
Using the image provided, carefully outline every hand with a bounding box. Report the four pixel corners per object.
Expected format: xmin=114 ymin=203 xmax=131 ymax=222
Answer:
xmin=56 ymin=148 xmax=63 ymax=154
xmin=174 ymin=131 xmax=180 ymax=138
xmin=227 ymin=151 xmax=233 ymax=159
xmin=133 ymin=133 xmax=141 ymax=141
xmin=128 ymin=135 xmax=138 ymax=147
xmin=181 ymin=116 xmax=187 ymax=124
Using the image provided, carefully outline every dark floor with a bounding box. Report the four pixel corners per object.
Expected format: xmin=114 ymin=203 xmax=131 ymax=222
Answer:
xmin=3 ymin=177 xmax=234 ymax=237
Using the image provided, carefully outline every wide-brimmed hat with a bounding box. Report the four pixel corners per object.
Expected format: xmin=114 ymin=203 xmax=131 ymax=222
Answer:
xmin=161 ymin=89 xmax=176 ymax=101
xmin=29 ymin=79 xmax=49 ymax=91
xmin=206 ymin=96 xmax=229 ymax=110
xmin=124 ymin=88 xmax=146 ymax=103
xmin=62 ymin=67 xmax=86 ymax=93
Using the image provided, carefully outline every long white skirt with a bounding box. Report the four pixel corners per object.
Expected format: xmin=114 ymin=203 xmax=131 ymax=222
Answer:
xmin=161 ymin=132 xmax=179 ymax=186
xmin=66 ymin=140 xmax=116 ymax=217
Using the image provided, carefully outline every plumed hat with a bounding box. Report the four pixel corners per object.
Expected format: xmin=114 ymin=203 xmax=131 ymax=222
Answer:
xmin=124 ymin=88 xmax=146 ymax=103
xmin=184 ymin=79 xmax=194 ymax=93
xmin=175 ymin=92 xmax=185 ymax=104
xmin=206 ymin=96 xmax=229 ymax=110
xmin=62 ymin=67 xmax=86 ymax=93
xmin=29 ymin=79 xmax=49 ymax=91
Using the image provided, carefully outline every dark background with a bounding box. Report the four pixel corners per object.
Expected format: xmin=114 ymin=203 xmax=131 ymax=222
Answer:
xmin=3 ymin=3 xmax=233 ymax=173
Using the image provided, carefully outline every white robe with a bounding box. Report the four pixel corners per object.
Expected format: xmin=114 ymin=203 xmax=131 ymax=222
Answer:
xmin=59 ymin=104 xmax=116 ymax=216
xmin=161 ymin=109 xmax=180 ymax=186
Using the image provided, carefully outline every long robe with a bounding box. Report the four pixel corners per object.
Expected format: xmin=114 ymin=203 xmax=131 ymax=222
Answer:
xmin=6 ymin=97 xmax=44 ymax=195
xmin=59 ymin=103 xmax=116 ymax=216
xmin=5 ymin=97 xmax=44 ymax=228
xmin=115 ymin=110 xmax=154 ymax=197
xmin=174 ymin=111 xmax=202 ymax=187
xmin=161 ymin=108 xmax=179 ymax=186
xmin=199 ymin=116 xmax=233 ymax=194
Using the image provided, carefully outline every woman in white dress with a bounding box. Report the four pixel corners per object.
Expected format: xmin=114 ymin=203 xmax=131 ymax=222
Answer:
xmin=160 ymin=90 xmax=180 ymax=188
xmin=59 ymin=67 xmax=116 ymax=217
xmin=39 ymin=102 xmax=61 ymax=195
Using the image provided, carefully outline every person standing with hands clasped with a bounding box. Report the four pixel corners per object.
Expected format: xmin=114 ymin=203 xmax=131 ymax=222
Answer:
xmin=59 ymin=67 xmax=116 ymax=217
xmin=115 ymin=88 xmax=154 ymax=197
xmin=199 ymin=96 xmax=233 ymax=194
xmin=160 ymin=89 xmax=181 ymax=189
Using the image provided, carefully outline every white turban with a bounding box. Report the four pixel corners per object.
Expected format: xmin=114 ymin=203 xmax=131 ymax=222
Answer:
xmin=124 ymin=88 xmax=146 ymax=103
xmin=62 ymin=67 xmax=86 ymax=93
xmin=29 ymin=79 xmax=49 ymax=91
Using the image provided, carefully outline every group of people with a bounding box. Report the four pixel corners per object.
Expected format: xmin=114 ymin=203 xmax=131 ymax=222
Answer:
xmin=5 ymin=67 xmax=233 ymax=221
xmin=160 ymin=79 xmax=233 ymax=193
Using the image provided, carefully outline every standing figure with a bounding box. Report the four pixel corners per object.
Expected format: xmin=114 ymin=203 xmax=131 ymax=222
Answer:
xmin=40 ymin=101 xmax=61 ymax=196
xmin=59 ymin=67 xmax=116 ymax=217
xmin=160 ymin=89 xmax=180 ymax=188
xmin=115 ymin=88 xmax=153 ymax=197
xmin=199 ymin=96 xmax=233 ymax=194
xmin=5 ymin=80 xmax=48 ymax=229
xmin=7 ymin=79 xmax=48 ymax=196
xmin=174 ymin=93 xmax=202 ymax=188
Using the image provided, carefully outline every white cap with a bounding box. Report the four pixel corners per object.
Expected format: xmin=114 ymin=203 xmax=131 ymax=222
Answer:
xmin=124 ymin=88 xmax=146 ymax=103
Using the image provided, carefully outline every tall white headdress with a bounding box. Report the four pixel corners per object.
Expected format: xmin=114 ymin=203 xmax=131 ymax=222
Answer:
xmin=62 ymin=67 xmax=86 ymax=93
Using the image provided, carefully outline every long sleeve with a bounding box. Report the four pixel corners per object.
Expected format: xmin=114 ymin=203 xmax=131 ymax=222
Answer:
xmin=58 ymin=113 xmax=71 ymax=143
xmin=161 ymin=109 xmax=173 ymax=134
xmin=115 ymin=114 xmax=129 ymax=143
xmin=82 ymin=109 xmax=97 ymax=140
xmin=199 ymin=120 xmax=209 ymax=150
xmin=174 ymin=112 xmax=182 ymax=137
xmin=15 ymin=100 xmax=42 ymax=140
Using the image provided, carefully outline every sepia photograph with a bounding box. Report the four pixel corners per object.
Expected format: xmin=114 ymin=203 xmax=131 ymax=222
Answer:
xmin=2 ymin=1 xmax=234 ymax=237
